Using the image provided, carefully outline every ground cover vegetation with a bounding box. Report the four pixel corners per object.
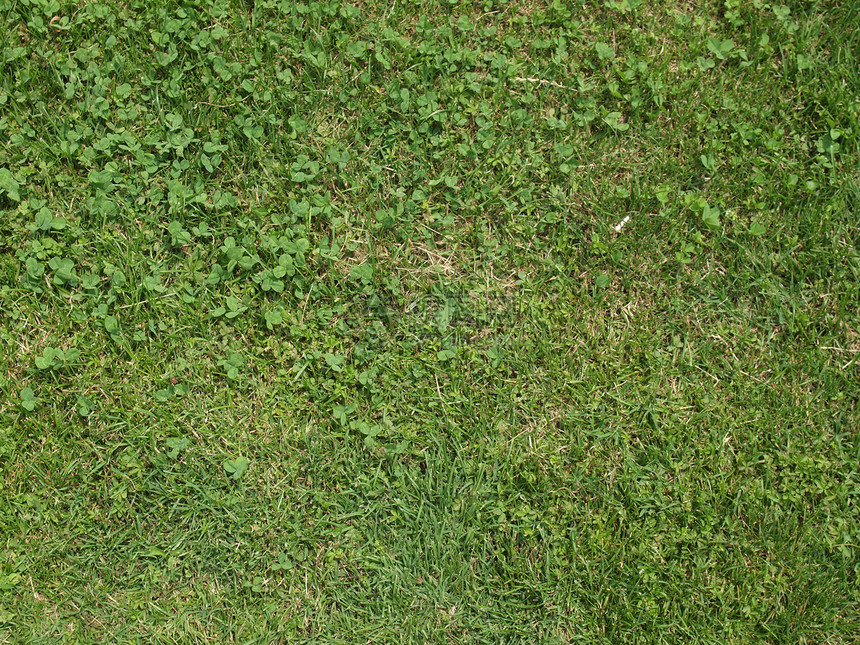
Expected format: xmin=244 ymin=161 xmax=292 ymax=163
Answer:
xmin=0 ymin=0 xmax=858 ymax=641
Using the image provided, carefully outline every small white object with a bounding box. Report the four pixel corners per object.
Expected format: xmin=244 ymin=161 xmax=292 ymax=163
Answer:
xmin=614 ymin=215 xmax=630 ymax=233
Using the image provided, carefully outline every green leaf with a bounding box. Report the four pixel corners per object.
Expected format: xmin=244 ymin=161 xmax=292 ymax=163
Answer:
xmin=265 ymin=309 xmax=284 ymax=329
xmin=48 ymin=257 xmax=78 ymax=286
xmin=143 ymin=275 xmax=166 ymax=292
xmin=288 ymin=116 xmax=309 ymax=134
xmin=554 ymin=143 xmax=575 ymax=158
xmin=347 ymin=41 xmax=368 ymax=58
xmin=219 ymin=351 xmax=245 ymax=380
xmin=595 ymin=273 xmax=611 ymax=288
xmin=595 ymin=42 xmax=615 ymax=61
xmin=104 ymin=315 xmax=122 ymax=342
xmin=706 ymin=38 xmax=734 ymax=60
xmin=0 ymin=168 xmax=21 ymax=201
xmin=374 ymin=50 xmax=391 ymax=70
xmin=437 ymin=348 xmax=458 ymax=362
xmin=697 ymin=56 xmax=716 ymax=71
xmin=603 ymin=112 xmax=629 ymax=131
xmin=223 ymin=456 xmax=250 ymax=480
xmin=353 ymin=422 xmax=380 ymax=437
xmin=333 ymin=402 xmax=358 ymax=425
xmin=104 ymin=315 xmax=120 ymax=334
xmin=156 ymin=47 xmax=178 ymax=67
xmin=165 ymin=437 xmax=189 ymax=459
xmin=243 ymin=122 xmax=264 ymax=140
xmin=88 ymin=169 xmax=114 ymax=187
xmin=151 ymin=31 xmax=169 ymax=46
xmin=208 ymin=265 xmax=226 ymax=287
xmin=773 ymin=5 xmax=791 ymax=20
xmin=225 ymin=352 xmax=245 ymax=368
xmin=224 ymin=296 xmax=248 ymax=318
xmin=749 ymin=222 xmax=766 ymax=236
xmin=76 ymin=396 xmax=94 ymax=417
xmin=702 ymin=204 xmax=721 ymax=231
xmin=325 ymin=353 xmax=345 ymax=371
xmin=358 ymin=368 xmax=376 ymax=386
xmin=20 ymin=387 xmax=38 ymax=411
xmin=272 ymin=554 xmax=294 ymax=571
xmin=349 ymin=263 xmax=374 ymax=285
xmin=25 ymin=257 xmax=45 ymax=279
xmin=81 ymin=273 xmax=100 ymax=290
xmin=35 ymin=208 xmax=54 ymax=231
xmin=167 ymin=220 xmax=191 ymax=246
xmin=35 ymin=348 xmax=57 ymax=370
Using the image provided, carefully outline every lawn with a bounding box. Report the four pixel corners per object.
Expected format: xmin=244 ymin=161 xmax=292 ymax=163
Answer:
xmin=1 ymin=0 xmax=858 ymax=642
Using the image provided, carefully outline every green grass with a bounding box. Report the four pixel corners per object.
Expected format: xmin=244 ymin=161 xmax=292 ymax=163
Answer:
xmin=1 ymin=0 xmax=858 ymax=642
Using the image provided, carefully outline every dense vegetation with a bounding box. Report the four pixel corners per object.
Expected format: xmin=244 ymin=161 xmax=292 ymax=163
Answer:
xmin=1 ymin=0 xmax=858 ymax=641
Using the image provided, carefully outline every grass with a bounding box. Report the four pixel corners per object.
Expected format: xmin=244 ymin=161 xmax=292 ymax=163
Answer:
xmin=0 ymin=0 xmax=858 ymax=642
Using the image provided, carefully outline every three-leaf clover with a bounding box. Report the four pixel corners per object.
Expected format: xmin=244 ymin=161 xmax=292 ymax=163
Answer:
xmin=223 ymin=456 xmax=250 ymax=480
xmin=603 ymin=112 xmax=629 ymax=132
xmin=155 ymin=384 xmax=188 ymax=402
xmin=212 ymin=297 xmax=248 ymax=319
xmin=165 ymin=437 xmax=190 ymax=459
xmin=48 ymin=257 xmax=78 ymax=286
xmin=218 ymin=351 xmax=245 ymax=380
xmin=702 ymin=204 xmax=721 ymax=231
xmin=350 ymin=263 xmax=374 ymax=285
xmin=749 ymin=222 xmax=767 ymax=236
xmin=19 ymin=387 xmax=39 ymax=411
xmin=706 ymin=38 xmax=735 ymax=60
xmin=333 ymin=402 xmax=358 ymax=425
xmin=76 ymin=396 xmax=94 ymax=417
xmin=34 ymin=347 xmax=80 ymax=370
xmin=34 ymin=208 xmax=67 ymax=231
xmin=264 ymin=308 xmax=284 ymax=330
xmin=143 ymin=274 xmax=167 ymax=293
xmin=0 ymin=168 xmax=21 ymax=202
xmin=437 ymin=348 xmax=458 ymax=362
xmin=595 ymin=42 xmax=615 ymax=61
xmin=347 ymin=41 xmax=368 ymax=59
xmin=104 ymin=315 xmax=122 ymax=343
xmin=324 ymin=353 xmax=345 ymax=372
